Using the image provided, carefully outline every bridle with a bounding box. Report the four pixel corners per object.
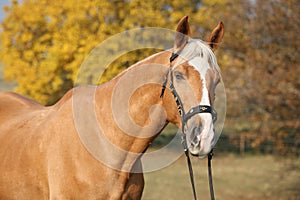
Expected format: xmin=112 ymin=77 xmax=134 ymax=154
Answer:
xmin=160 ymin=52 xmax=217 ymax=200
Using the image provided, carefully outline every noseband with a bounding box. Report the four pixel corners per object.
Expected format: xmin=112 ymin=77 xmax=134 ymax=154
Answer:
xmin=160 ymin=52 xmax=216 ymax=200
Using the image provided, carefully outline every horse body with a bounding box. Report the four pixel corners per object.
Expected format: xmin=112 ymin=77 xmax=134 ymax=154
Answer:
xmin=0 ymin=88 xmax=146 ymax=199
xmin=0 ymin=16 xmax=224 ymax=199
xmin=0 ymin=51 xmax=171 ymax=199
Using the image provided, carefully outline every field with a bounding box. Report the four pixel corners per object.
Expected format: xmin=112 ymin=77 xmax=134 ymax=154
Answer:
xmin=142 ymin=154 xmax=300 ymax=200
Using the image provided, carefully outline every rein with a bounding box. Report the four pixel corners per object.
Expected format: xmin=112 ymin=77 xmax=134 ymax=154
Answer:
xmin=160 ymin=52 xmax=216 ymax=200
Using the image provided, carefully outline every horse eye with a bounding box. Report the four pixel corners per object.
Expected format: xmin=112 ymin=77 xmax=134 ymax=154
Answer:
xmin=174 ymin=72 xmax=184 ymax=80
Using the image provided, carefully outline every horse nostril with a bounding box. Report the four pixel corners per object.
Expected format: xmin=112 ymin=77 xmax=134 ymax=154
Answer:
xmin=190 ymin=139 xmax=199 ymax=147
xmin=190 ymin=126 xmax=201 ymax=146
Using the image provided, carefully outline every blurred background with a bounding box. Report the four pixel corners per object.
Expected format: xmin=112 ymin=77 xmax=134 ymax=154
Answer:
xmin=0 ymin=0 xmax=299 ymax=199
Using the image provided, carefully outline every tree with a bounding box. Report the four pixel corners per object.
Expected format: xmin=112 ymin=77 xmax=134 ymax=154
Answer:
xmin=202 ymin=0 xmax=300 ymax=156
xmin=243 ymin=0 xmax=300 ymax=156
xmin=0 ymin=0 xmax=206 ymax=105
xmin=1 ymin=0 xmax=103 ymax=104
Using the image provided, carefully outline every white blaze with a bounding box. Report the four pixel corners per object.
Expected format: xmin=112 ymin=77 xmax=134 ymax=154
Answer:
xmin=188 ymin=56 xmax=210 ymax=106
xmin=188 ymin=56 xmax=214 ymax=155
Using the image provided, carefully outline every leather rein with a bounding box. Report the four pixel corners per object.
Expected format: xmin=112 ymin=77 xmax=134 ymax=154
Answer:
xmin=160 ymin=52 xmax=216 ymax=200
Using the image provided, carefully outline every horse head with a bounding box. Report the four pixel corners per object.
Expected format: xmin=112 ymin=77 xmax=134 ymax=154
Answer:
xmin=162 ymin=16 xmax=224 ymax=157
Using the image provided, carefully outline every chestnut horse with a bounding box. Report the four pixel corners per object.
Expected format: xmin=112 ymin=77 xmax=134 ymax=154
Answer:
xmin=0 ymin=16 xmax=224 ymax=199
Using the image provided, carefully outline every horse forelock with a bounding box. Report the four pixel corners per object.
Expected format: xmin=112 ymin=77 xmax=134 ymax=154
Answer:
xmin=173 ymin=39 xmax=220 ymax=74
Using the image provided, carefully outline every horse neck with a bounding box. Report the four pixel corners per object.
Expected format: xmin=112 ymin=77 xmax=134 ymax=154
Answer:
xmin=71 ymin=51 xmax=184 ymax=172
xmin=94 ymin=51 xmax=180 ymax=154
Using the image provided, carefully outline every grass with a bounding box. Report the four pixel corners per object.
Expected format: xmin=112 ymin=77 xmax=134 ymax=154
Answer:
xmin=142 ymin=154 xmax=300 ymax=200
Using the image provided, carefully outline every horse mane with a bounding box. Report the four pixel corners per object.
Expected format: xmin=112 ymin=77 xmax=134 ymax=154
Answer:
xmin=106 ymin=39 xmax=220 ymax=90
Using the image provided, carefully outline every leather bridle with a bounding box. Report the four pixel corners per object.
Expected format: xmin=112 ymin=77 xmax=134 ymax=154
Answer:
xmin=160 ymin=52 xmax=216 ymax=200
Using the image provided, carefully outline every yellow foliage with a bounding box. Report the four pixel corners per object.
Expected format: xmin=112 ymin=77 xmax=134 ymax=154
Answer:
xmin=0 ymin=0 xmax=209 ymax=105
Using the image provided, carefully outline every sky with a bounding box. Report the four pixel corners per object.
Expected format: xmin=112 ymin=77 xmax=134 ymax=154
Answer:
xmin=0 ymin=0 xmax=11 ymax=22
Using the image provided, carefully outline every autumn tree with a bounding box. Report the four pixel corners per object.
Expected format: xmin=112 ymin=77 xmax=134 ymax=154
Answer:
xmin=243 ymin=0 xmax=300 ymax=156
xmin=199 ymin=0 xmax=300 ymax=156
xmin=0 ymin=0 xmax=209 ymax=105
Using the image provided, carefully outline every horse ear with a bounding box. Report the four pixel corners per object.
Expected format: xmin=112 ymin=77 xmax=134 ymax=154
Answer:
xmin=174 ymin=16 xmax=190 ymax=50
xmin=207 ymin=21 xmax=224 ymax=51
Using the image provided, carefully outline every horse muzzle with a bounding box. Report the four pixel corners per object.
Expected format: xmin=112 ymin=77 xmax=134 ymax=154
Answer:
xmin=186 ymin=114 xmax=215 ymax=157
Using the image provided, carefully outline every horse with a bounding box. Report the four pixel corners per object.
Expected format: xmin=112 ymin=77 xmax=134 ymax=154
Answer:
xmin=0 ymin=16 xmax=224 ymax=199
